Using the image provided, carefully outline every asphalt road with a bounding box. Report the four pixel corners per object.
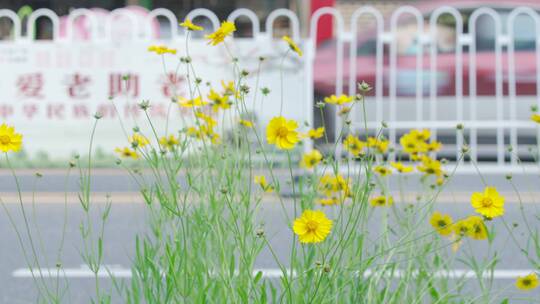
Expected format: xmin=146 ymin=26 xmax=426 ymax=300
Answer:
xmin=0 ymin=170 xmax=539 ymax=303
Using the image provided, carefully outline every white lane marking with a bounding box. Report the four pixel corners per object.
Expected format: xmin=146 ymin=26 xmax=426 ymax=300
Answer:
xmin=12 ymin=266 xmax=537 ymax=279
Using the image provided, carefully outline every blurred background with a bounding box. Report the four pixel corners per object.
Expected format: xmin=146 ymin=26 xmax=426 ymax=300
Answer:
xmin=1 ymin=0 xmax=539 ymax=165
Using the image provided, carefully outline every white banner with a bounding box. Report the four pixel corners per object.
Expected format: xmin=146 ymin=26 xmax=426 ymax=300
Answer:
xmin=0 ymin=39 xmax=307 ymax=157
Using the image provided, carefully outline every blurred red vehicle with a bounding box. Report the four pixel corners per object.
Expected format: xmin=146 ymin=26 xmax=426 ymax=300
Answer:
xmin=314 ymin=0 xmax=540 ymax=97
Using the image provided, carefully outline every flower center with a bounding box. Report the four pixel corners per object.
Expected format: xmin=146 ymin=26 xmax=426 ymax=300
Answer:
xmin=437 ymin=220 xmax=447 ymax=228
xmin=523 ymin=279 xmax=531 ymax=286
xmin=481 ymin=197 xmax=493 ymax=207
xmin=277 ymin=127 xmax=289 ymax=137
xmin=0 ymin=135 xmax=11 ymax=145
xmin=306 ymin=220 xmax=318 ymax=232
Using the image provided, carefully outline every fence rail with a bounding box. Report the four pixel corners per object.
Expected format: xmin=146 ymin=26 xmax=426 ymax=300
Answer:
xmin=1 ymin=5 xmax=540 ymax=172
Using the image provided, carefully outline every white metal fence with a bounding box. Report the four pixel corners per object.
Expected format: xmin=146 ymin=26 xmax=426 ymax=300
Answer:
xmin=1 ymin=5 xmax=540 ymax=172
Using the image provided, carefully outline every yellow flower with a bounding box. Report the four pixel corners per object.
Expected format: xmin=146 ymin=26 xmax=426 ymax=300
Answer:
xmin=208 ymin=89 xmax=230 ymax=112
xmin=453 ymin=219 xmax=472 ymax=237
xmin=159 ymin=135 xmax=179 ymax=151
xmin=471 ymin=186 xmax=505 ymax=219
xmin=343 ymin=134 xmax=365 ymax=156
xmin=318 ymin=197 xmax=339 ymax=206
xmin=374 ymin=166 xmax=392 ymax=176
xmin=293 ymin=210 xmax=333 ymax=243
xmin=239 ymin=119 xmax=254 ymax=128
xmin=221 ymin=80 xmax=240 ymax=98
xmin=282 ymin=35 xmax=302 ymax=57
xmin=179 ymin=97 xmax=208 ymax=107
xmin=427 ymin=141 xmax=442 ymax=152
xmin=465 ymin=216 xmax=488 ymax=240
xmin=516 ymin=273 xmax=539 ymax=291
xmin=115 ymin=147 xmax=139 ymax=159
xmin=266 ymin=116 xmax=299 ymax=150
xmin=301 ymin=150 xmax=323 ymax=169
xmin=367 ymin=137 xmax=389 ymax=154
xmin=195 ymin=111 xmax=217 ymax=128
xmin=255 ymin=175 xmax=273 ymax=192
xmin=400 ymin=132 xmax=427 ymax=154
xmin=307 ymin=127 xmax=325 ymax=139
xmin=0 ymin=123 xmax=22 ymax=152
xmin=179 ymin=18 xmax=203 ymax=31
xmin=129 ymin=133 xmax=150 ymax=148
xmin=370 ymin=195 xmax=394 ymax=207
xmin=205 ymin=21 xmax=236 ymax=46
xmin=417 ymin=155 xmax=443 ymax=176
xmin=147 ymin=45 xmax=176 ymax=55
xmin=319 ymin=174 xmax=350 ymax=197
xmin=187 ymin=126 xmax=203 ymax=139
xmin=410 ymin=129 xmax=431 ymax=141
xmin=531 ymin=113 xmax=540 ymax=123
xmin=324 ymin=94 xmax=354 ymax=105
xmin=430 ymin=211 xmax=453 ymax=236
xmin=390 ymin=162 xmax=413 ymax=173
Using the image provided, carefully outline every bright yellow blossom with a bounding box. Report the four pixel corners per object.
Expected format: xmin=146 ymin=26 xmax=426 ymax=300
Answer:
xmin=411 ymin=129 xmax=431 ymax=141
xmin=430 ymin=211 xmax=453 ymax=236
xmin=115 ymin=147 xmax=139 ymax=159
xmin=205 ymin=21 xmax=236 ymax=46
xmin=179 ymin=18 xmax=203 ymax=31
xmin=370 ymin=195 xmax=394 ymax=207
xmin=471 ymin=186 xmax=505 ymax=219
xmin=427 ymin=141 xmax=443 ymax=152
xmin=324 ymin=94 xmax=354 ymax=105
xmin=208 ymin=89 xmax=230 ymax=112
xmin=129 ymin=133 xmax=150 ymax=148
xmin=367 ymin=137 xmax=389 ymax=154
xmin=400 ymin=132 xmax=427 ymax=154
xmin=178 ymin=97 xmax=208 ymax=107
xmin=318 ymin=197 xmax=339 ymax=206
xmin=147 ymin=45 xmax=177 ymax=55
xmin=307 ymin=127 xmax=325 ymax=139
xmin=221 ymin=80 xmax=239 ymax=98
xmin=159 ymin=135 xmax=179 ymax=150
xmin=374 ymin=166 xmax=392 ymax=176
xmin=195 ymin=111 xmax=217 ymax=128
xmin=465 ymin=216 xmax=488 ymax=240
xmin=319 ymin=174 xmax=350 ymax=198
xmin=0 ymin=123 xmax=22 ymax=152
xmin=343 ymin=134 xmax=365 ymax=156
xmin=301 ymin=150 xmax=323 ymax=169
xmin=255 ymin=175 xmax=274 ymax=192
xmin=453 ymin=219 xmax=471 ymax=237
xmin=390 ymin=162 xmax=413 ymax=173
xmin=531 ymin=113 xmax=540 ymax=123
xmin=516 ymin=273 xmax=539 ymax=291
xmin=239 ymin=119 xmax=254 ymax=128
xmin=417 ymin=155 xmax=443 ymax=176
xmin=293 ymin=210 xmax=333 ymax=243
xmin=266 ymin=116 xmax=299 ymax=150
xmin=282 ymin=35 xmax=302 ymax=57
